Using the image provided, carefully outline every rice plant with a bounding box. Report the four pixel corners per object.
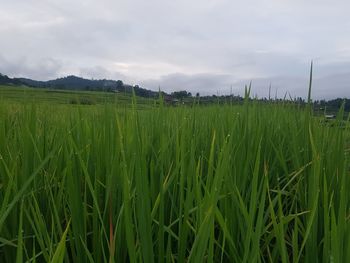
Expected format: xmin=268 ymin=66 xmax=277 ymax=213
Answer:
xmin=0 ymin=88 xmax=349 ymax=262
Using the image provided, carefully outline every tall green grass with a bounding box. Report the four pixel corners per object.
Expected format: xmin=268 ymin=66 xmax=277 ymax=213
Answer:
xmin=0 ymin=93 xmax=349 ymax=262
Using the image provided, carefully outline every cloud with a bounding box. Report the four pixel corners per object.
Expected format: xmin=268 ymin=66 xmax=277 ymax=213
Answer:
xmin=141 ymin=72 xmax=308 ymax=97
xmin=313 ymin=73 xmax=350 ymax=99
xmin=0 ymin=0 xmax=350 ymax=98
xmin=78 ymin=66 xmax=128 ymax=82
xmin=0 ymin=54 xmax=62 ymax=80
xmin=142 ymin=70 xmax=350 ymax=100
xmin=141 ymin=73 xmax=236 ymax=96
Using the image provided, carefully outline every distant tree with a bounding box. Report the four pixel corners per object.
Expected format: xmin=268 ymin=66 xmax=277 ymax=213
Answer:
xmin=171 ymin=90 xmax=192 ymax=99
xmin=115 ymin=80 xmax=124 ymax=91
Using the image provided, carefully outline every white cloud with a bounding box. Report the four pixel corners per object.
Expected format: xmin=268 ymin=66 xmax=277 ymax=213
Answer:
xmin=0 ymin=0 xmax=349 ymax=98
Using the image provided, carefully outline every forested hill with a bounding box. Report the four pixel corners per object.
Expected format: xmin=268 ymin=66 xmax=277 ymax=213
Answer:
xmin=2 ymin=73 xmax=350 ymax=111
xmin=0 ymin=73 xmax=22 ymax=85
xmin=0 ymin=73 xmax=159 ymax=97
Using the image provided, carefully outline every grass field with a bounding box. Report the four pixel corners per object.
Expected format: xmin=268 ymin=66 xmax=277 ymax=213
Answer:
xmin=0 ymin=85 xmax=153 ymax=107
xmin=0 ymin=85 xmax=349 ymax=262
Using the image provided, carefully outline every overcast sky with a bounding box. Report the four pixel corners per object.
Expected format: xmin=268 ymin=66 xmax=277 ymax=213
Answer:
xmin=1 ymin=0 xmax=350 ymax=99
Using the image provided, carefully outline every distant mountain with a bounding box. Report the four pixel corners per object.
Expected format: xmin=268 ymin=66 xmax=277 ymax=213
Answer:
xmin=0 ymin=73 xmax=160 ymax=97
xmin=0 ymin=73 xmax=22 ymax=85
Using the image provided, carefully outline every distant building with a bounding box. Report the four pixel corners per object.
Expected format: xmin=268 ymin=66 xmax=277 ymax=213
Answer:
xmin=164 ymin=95 xmax=179 ymax=105
xmin=325 ymin=114 xmax=336 ymax=120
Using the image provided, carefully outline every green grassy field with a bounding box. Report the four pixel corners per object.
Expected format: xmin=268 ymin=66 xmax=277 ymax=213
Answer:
xmin=0 ymin=85 xmax=349 ymax=262
xmin=0 ymin=85 xmax=154 ymax=107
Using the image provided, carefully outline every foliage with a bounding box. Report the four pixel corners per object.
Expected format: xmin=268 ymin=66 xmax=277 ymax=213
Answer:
xmin=0 ymin=73 xmax=159 ymax=97
xmin=171 ymin=90 xmax=192 ymax=99
xmin=0 ymin=74 xmax=22 ymax=85
xmin=0 ymin=92 xmax=349 ymax=262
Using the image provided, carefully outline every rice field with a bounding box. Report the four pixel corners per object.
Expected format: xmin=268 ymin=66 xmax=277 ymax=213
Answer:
xmin=0 ymin=86 xmax=350 ymax=262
